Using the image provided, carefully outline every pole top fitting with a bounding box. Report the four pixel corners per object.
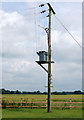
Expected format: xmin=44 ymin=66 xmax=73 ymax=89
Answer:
xmin=47 ymin=3 xmax=55 ymax=14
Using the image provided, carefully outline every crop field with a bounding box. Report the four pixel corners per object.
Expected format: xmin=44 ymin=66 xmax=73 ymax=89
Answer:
xmin=2 ymin=94 xmax=84 ymax=119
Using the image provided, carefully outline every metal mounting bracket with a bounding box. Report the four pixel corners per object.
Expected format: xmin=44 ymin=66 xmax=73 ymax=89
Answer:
xmin=36 ymin=61 xmax=48 ymax=73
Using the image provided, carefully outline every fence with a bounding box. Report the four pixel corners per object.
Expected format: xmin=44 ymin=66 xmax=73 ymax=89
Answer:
xmin=1 ymin=97 xmax=84 ymax=109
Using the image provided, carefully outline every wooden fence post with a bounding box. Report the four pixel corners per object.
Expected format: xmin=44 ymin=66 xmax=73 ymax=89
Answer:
xmin=31 ymin=99 xmax=33 ymax=109
xmin=26 ymin=98 xmax=28 ymax=106
xmin=70 ymin=98 xmax=72 ymax=109
xmin=21 ymin=97 xmax=23 ymax=107
xmin=46 ymin=98 xmax=48 ymax=109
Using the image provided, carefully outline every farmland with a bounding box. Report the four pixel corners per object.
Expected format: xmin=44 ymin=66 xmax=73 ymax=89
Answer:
xmin=2 ymin=94 xmax=83 ymax=118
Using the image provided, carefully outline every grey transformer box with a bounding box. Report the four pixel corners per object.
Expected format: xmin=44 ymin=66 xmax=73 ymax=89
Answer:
xmin=37 ymin=51 xmax=48 ymax=61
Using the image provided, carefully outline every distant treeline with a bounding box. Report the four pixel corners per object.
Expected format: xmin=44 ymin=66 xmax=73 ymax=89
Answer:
xmin=0 ymin=88 xmax=84 ymax=95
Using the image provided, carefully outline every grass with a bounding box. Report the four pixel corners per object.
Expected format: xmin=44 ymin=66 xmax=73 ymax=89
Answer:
xmin=2 ymin=108 xmax=82 ymax=118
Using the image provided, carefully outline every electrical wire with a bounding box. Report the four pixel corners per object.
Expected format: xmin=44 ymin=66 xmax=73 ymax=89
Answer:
xmin=18 ymin=6 xmax=39 ymax=11
xmin=24 ymin=6 xmax=38 ymax=10
xmin=32 ymin=3 xmax=47 ymax=52
xmin=21 ymin=3 xmax=47 ymax=12
xmin=23 ymin=3 xmax=83 ymax=51
xmin=23 ymin=3 xmax=47 ymax=11
xmin=24 ymin=11 xmax=41 ymax=16
xmin=36 ymin=24 xmax=45 ymax=30
xmin=34 ymin=6 xmax=37 ymax=52
xmin=27 ymin=3 xmax=83 ymax=51
xmin=54 ymin=14 xmax=83 ymax=50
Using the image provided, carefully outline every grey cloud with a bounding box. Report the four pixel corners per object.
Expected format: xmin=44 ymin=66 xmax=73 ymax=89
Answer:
xmin=1 ymin=2 xmax=82 ymax=92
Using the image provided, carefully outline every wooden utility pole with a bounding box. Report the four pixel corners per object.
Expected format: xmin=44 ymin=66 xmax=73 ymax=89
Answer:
xmin=36 ymin=3 xmax=55 ymax=113
xmin=47 ymin=3 xmax=55 ymax=113
xmin=48 ymin=7 xmax=51 ymax=113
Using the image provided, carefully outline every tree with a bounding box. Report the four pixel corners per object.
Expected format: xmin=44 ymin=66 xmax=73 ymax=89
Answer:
xmin=15 ymin=90 xmax=21 ymax=94
xmin=37 ymin=90 xmax=41 ymax=94
xmin=74 ymin=90 xmax=82 ymax=94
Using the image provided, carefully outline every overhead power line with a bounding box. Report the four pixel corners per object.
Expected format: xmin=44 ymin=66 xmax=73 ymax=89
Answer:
xmin=18 ymin=6 xmax=39 ymax=11
xmin=54 ymin=15 xmax=83 ymax=50
xmin=36 ymin=24 xmax=45 ymax=30
xmin=27 ymin=3 xmax=83 ymax=50
xmin=38 ymin=3 xmax=83 ymax=50
xmin=24 ymin=12 xmax=41 ymax=16
xmin=21 ymin=4 xmax=46 ymax=12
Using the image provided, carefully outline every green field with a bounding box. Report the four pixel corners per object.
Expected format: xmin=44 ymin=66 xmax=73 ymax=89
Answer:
xmin=2 ymin=108 xmax=82 ymax=118
xmin=2 ymin=94 xmax=83 ymax=119
xmin=2 ymin=94 xmax=82 ymax=99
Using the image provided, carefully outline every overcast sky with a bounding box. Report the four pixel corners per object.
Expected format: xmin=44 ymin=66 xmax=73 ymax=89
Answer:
xmin=1 ymin=2 xmax=82 ymax=92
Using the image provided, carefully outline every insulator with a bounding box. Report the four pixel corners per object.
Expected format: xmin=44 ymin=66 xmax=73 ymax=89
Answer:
xmin=46 ymin=15 xmax=49 ymax=17
xmin=45 ymin=28 xmax=49 ymax=31
xmin=39 ymin=4 xmax=45 ymax=7
xmin=40 ymin=10 xmax=46 ymax=14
